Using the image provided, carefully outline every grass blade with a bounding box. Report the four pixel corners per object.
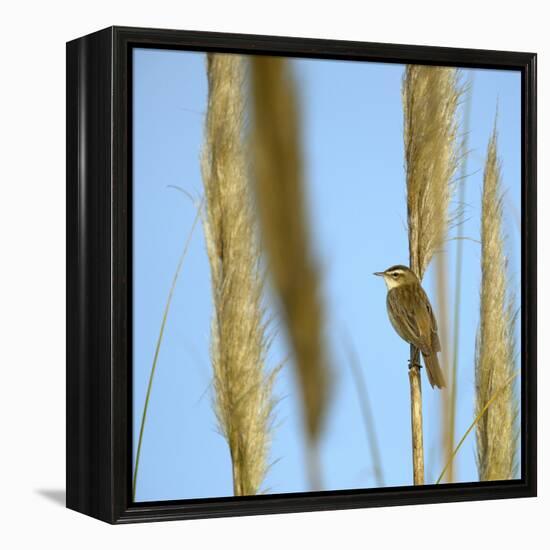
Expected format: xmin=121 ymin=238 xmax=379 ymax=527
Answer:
xmin=342 ymin=330 xmax=385 ymax=487
xmin=132 ymin=199 xmax=202 ymax=500
xmin=436 ymin=371 xmax=518 ymax=484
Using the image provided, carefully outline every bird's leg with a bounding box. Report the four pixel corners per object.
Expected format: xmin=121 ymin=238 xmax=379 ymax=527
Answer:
xmin=408 ymin=346 xmax=422 ymax=370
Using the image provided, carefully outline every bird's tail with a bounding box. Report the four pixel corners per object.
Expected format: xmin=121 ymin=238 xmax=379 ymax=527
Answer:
xmin=421 ymin=352 xmax=446 ymax=389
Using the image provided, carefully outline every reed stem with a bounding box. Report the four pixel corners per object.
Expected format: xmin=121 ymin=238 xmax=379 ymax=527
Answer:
xmin=403 ymin=65 xmax=461 ymax=485
xmin=409 ymin=346 xmax=424 ymax=485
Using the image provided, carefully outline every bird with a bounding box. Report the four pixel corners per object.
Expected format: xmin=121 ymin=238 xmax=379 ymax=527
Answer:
xmin=374 ymin=264 xmax=446 ymax=389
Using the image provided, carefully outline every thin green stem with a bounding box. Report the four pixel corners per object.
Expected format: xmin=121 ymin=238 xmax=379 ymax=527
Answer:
xmin=132 ymin=201 xmax=202 ymax=500
xmin=436 ymin=371 xmax=518 ymax=485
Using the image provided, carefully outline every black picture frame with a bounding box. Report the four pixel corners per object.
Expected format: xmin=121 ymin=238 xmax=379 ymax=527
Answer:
xmin=66 ymin=26 xmax=537 ymax=524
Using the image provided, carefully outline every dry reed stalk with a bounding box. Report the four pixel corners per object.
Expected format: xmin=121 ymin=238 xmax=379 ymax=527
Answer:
xmin=250 ymin=56 xmax=329 ymax=489
xmin=475 ymin=126 xmax=517 ymax=481
xmin=402 ymin=65 xmax=461 ymax=484
xmin=407 ymin=356 xmax=425 ymax=483
xmin=201 ymin=53 xmax=278 ymax=496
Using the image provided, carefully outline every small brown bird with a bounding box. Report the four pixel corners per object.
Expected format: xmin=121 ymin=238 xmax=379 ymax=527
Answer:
xmin=374 ymin=265 xmax=446 ymax=389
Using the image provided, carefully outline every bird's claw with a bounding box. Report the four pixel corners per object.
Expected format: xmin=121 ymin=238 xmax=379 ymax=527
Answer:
xmin=408 ymin=359 xmax=422 ymax=370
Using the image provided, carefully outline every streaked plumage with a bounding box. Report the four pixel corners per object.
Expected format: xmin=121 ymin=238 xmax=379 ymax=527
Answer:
xmin=375 ymin=265 xmax=446 ymax=389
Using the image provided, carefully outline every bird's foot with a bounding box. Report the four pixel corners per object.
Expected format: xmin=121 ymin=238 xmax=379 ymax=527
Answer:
xmin=408 ymin=359 xmax=422 ymax=370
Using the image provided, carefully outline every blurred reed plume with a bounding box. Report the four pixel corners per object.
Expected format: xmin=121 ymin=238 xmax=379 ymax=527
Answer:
xmin=446 ymin=75 xmax=474 ymax=483
xmin=436 ymin=249 xmax=451 ymax=481
xmin=402 ymin=65 xmax=461 ymax=484
xmin=475 ymin=125 xmax=517 ymax=481
xmin=250 ymin=56 xmax=329 ymax=489
xmin=201 ymin=53 xmax=278 ymax=496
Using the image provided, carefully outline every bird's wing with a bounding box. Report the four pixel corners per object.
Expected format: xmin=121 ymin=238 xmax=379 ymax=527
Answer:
xmin=424 ymin=289 xmax=441 ymax=352
xmin=387 ymin=285 xmax=434 ymax=353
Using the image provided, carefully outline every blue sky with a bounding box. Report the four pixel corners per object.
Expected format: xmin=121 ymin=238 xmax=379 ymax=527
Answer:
xmin=132 ymin=48 xmax=521 ymax=502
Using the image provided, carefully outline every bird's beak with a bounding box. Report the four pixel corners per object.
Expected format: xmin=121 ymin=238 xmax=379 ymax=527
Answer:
xmin=373 ymin=272 xmax=384 ymax=277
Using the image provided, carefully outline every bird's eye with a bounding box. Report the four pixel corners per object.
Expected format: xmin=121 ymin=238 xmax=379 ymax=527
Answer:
xmin=392 ymin=272 xmax=399 ymax=278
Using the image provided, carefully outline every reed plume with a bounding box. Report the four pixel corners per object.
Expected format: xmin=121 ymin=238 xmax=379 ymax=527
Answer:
xmin=403 ymin=65 xmax=461 ymax=280
xmin=250 ymin=56 xmax=329 ymax=489
xmin=201 ymin=53 xmax=278 ymax=496
xmin=402 ymin=65 xmax=461 ymax=484
xmin=475 ymin=125 xmax=517 ymax=481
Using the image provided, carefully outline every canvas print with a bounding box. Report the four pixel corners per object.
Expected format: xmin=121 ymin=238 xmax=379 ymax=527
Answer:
xmin=131 ymin=48 xmax=521 ymax=502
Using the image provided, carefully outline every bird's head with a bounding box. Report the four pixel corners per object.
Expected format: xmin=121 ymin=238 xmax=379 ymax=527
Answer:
xmin=373 ymin=265 xmax=419 ymax=290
